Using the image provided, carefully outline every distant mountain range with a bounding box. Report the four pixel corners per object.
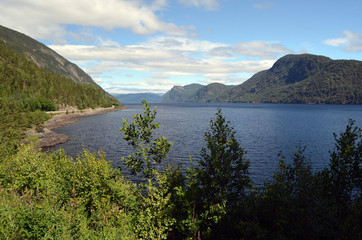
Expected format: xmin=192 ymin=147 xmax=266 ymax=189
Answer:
xmin=113 ymin=93 xmax=162 ymax=103
xmin=161 ymin=54 xmax=362 ymax=104
xmin=161 ymin=83 xmax=235 ymax=103
xmin=2 ymin=24 xmax=360 ymax=105
xmin=0 ymin=25 xmax=96 ymax=85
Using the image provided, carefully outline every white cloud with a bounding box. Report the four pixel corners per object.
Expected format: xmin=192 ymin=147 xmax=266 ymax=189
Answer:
xmin=254 ymin=1 xmax=274 ymax=10
xmin=142 ymin=35 xmax=227 ymax=53
xmin=49 ymin=44 xmax=177 ymax=61
xmin=94 ymin=78 xmax=103 ymax=83
xmin=49 ymin=36 xmax=280 ymax=86
xmin=203 ymin=73 xmax=232 ymax=79
xmin=207 ymin=41 xmax=293 ymax=59
xmin=323 ymin=30 xmax=362 ymax=52
xmin=202 ymin=73 xmax=233 ymax=84
xmin=232 ymin=41 xmax=293 ymax=59
xmin=323 ymin=38 xmax=348 ymax=47
xmin=147 ymin=78 xmax=179 ymax=86
xmin=109 ymin=81 xmax=140 ymax=86
xmin=178 ymin=0 xmax=219 ymax=10
xmin=0 ymin=0 xmax=189 ymax=42
xmin=201 ymin=73 xmax=250 ymax=85
xmin=151 ymin=0 xmax=168 ymax=11
xmin=105 ymin=83 xmax=174 ymax=94
xmin=207 ymin=47 xmax=235 ymax=58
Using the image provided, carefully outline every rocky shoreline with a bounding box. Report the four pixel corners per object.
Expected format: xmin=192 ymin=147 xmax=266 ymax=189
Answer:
xmin=26 ymin=107 xmax=125 ymax=148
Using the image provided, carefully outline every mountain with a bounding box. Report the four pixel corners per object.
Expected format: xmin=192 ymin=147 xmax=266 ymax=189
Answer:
xmin=0 ymin=25 xmax=96 ymax=85
xmin=229 ymin=54 xmax=362 ymax=103
xmin=0 ymin=40 xmax=121 ymax=150
xmin=160 ymin=83 xmax=234 ymax=102
xmin=161 ymin=84 xmax=204 ymax=102
xmin=113 ymin=93 xmax=162 ymax=103
xmin=0 ymin=42 xmax=120 ymax=110
xmin=161 ymin=54 xmax=362 ymax=104
xmin=191 ymin=83 xmax=235 ymax=102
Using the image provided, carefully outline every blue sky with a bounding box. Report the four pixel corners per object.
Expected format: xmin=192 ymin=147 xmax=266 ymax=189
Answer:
xmin=1 ymin=0 xmax=361 ymax=94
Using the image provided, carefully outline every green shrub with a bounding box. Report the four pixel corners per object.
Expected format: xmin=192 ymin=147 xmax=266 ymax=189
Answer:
xmin=0 ymin=141 xmax=138 ymax=239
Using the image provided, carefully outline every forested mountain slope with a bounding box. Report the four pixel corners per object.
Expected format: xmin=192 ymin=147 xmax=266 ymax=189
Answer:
xmin=161 ymin=83 xmax=204 ymax=102
xmin=0 ymin=25 xmax=96 ymax=85
xmin=0 ymin=42 xmax=120 ymax=151
xmin=0 ymin=43 xmax=119 ymax=109
xmin=161 ymin=54 xmax=362 ymax=104
xmin=229 ymin=54 xmax=362 ymax=103
xmin=160 ymin=83 xmax=235 ymax=102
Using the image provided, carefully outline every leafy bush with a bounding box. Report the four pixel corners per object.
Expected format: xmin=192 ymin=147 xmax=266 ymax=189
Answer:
xmin=0 ymin=142 xmax=137 ymax=239
xmin=121 ymin=99 xmax=173 ymax=180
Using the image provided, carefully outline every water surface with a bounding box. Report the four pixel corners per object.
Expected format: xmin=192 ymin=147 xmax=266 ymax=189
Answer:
xmin=49 ymin=103 xmax=362 ymax=185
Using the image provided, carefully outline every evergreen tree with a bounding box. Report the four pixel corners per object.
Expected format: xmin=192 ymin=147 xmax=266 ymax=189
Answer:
xmin=194 ymin=108 xmax=251 ymax=238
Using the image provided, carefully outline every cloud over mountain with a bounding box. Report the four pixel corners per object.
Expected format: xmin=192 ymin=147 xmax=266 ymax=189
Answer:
xmin=0 ymin=0 xmax=189 ymax=42
xmin=323 ymin=31 xmax=362 ymax=52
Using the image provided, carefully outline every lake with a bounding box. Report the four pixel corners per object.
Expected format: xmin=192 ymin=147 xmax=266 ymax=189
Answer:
xmin=48 ymin=103 xmax=362 ymax=185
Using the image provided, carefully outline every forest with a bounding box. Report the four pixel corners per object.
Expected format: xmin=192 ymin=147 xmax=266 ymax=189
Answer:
xmin=161 ymin=54 xmax=362 ymax=104
xmin=0 ymin=43 xmax=120 ymax=154
xmin=0 ymin=43 xmax=120 ymax=110
xmin=0 ymin=99 xmax=361 ymax=239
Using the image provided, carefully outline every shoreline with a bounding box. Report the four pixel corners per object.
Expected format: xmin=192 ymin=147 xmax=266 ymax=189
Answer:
xmin=26 ymin=107 xmax=125 ymax=148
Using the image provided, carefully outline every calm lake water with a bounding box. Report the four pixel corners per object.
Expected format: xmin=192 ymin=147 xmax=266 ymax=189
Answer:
xmin=48 ymin=103 xmax=362 ymax=185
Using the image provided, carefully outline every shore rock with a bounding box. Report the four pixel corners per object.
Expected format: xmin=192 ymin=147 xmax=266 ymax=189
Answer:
xmin=26 ymin=107 xmax=125 ymax=148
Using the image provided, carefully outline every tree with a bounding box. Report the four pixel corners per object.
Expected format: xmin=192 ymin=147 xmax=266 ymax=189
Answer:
xmin=120 ymin=100 xmax=179 ymax=239
xmin=194 ymin=108 xmax=251 ymax=238
xmin=255 ymin=120 xmax=362 ymax=240
xmin=256 ymin=147 xmax=319 ymax=239
xmin=120 ymin=99 xmax=173 ymax=180
xmin=327 ymin=119 xmax=361 ymax=203
xmin=316 ymin=119 xmax=362 ymax=239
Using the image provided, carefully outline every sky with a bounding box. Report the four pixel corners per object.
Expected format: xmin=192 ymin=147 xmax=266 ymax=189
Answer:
xmin=0 ymin=0 xmax=361 ymax=95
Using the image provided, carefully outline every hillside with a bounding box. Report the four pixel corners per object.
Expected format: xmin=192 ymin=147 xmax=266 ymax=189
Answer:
xmin=0 ymin=42 xmax=119 ymax=109
xmin=0 ymin=25 xmax=96 ymax=85
xmin=161 ymin=54 xmax=362 ymax=104
xmin=161 ymin=83 xmax=204 ymax=102
xmin=160 ymin=83 xmax=234 ymax=102
xmin=230 ymin=54 xmax=362 ymax=103
xmin=0 ymin=41 xmax=120 ymax=150
xmin=192 ymin=83 xmax=234 ymax=102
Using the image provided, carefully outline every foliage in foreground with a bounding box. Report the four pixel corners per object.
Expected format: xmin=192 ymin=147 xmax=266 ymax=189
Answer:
xmin=0 ymin=101 xmax=361 ymax=239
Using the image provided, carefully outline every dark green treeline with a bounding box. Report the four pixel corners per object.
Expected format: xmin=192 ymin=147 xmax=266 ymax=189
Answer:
xmin=0 ymin=43 xmax=120 ymax=157
xmin=0 ymin=43 xmax=120 ymax=110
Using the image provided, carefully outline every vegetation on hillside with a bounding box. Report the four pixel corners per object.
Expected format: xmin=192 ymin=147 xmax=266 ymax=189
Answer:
xmin=0 ymin=43 xmax=120 ymax=109
xmin=161 ymin=84 xmax=204 ymax=102
xmin=0 ymin=25 xmax=96 ymax=84
xmin=0 ymin=101 xmax=360 ymax=239
xmin=231 ymin=54 xmax=362 ymax=103
xmin=0 ymin=42 xmax=120 ymax=158
xmin=161 ymin=54 xmax=362 ymax=104
xmin=161 ymin=83 xmax=235 ymax=103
